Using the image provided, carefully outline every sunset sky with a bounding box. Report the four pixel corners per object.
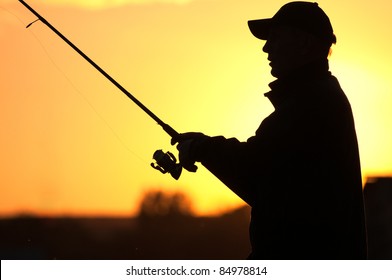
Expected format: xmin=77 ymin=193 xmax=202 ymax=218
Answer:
xmin=1 ymin=0 xmax=391 ymax=217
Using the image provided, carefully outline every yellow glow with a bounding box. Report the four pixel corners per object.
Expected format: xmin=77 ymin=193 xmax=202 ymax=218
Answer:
xmin=6 ymin=0 xmax=194 ymax=9
xmin=1 ymin=0 xmax=392 ymax=217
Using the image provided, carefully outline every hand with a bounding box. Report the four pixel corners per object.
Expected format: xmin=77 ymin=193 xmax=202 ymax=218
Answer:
xmin=177 ymin=139 xmax=198 ymax=172
xmin=171 ymin=132 xmax=207 ymax=145
xmin=171 ymin=132 xmax=208 ymax=172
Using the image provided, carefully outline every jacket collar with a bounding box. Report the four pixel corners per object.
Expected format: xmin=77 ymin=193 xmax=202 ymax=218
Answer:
xmin=264 ymin=60 xmax=331 ymax=109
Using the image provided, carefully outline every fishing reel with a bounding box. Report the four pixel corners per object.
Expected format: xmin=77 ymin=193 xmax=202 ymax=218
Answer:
xmin=151 ymin=150 xmax=182 ymax=180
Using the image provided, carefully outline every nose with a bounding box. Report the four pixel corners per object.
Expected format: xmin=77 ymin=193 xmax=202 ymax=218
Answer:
xmin=262 ymin=40 xmax=270 ymax=54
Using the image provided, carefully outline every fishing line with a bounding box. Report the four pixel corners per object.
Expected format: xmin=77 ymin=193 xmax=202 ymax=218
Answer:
xmin=1 ymin=5 xmax=149 ymax=165
xmin=29 ymin=30 xmax=150 ymax=165
xmin=17 ymin=0 xmax=191 ymax=179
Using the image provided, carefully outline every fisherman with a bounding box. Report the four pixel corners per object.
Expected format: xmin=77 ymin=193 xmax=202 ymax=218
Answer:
xmin=173 ymin=2 xmax=367 ymax=259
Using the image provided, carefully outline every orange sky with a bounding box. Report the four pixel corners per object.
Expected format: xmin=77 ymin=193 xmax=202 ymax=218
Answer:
xmin=1 ymin=0 xmax=392 ymax=217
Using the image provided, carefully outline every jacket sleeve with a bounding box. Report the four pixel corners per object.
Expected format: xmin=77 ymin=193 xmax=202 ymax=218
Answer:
xmin=193 ymin=117 xmax=277 ymax=207
xmin=193 ymin=136 xmax=254 ymax=206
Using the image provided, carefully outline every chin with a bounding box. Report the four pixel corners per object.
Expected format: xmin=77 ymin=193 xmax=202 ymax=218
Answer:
xmin=270 ymin=69 xmax=280 ymax=78
xmin=271 ymin=68 xmax=290 ymax=79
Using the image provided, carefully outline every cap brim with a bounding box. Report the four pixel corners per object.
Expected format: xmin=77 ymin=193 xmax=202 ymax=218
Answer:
xmin=248 ymin=19 xmax=272 ymax=40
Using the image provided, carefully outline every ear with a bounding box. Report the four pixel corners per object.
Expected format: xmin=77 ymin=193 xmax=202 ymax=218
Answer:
xmin=299 ymin=36 xmax=314 ymax=55
xmin=300 ymin=33 xmax=327 ymax=60
xmin=289 ymin=28 xmax=314 ymax=56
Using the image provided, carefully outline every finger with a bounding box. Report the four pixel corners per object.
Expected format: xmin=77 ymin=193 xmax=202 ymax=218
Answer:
xmin=183 ymin=163 xmax=198 ymax=172
xmin=171 ymin=132 xmax=200 ymax=145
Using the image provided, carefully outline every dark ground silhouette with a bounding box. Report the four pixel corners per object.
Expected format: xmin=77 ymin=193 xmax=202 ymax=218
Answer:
xmin=0 ymin=197 xmax=251 ymax=259
xmin=1 ymin=178 xmax=392 ymax=260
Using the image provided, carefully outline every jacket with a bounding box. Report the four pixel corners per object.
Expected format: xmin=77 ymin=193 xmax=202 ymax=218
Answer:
xmin=194 ymin=60 xmax=367 ymax=259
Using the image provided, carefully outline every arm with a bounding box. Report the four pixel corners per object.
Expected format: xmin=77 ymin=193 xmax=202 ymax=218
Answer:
xmin=173 ymin=132 xmax=271 ymax=207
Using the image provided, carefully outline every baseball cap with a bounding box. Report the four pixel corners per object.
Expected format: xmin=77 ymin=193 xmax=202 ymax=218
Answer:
xmin=248 ymin=2 xmax=336 ymax=45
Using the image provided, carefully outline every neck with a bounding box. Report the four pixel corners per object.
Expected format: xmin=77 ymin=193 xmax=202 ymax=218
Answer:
xmin=276 ymin=59 xmax=330 ymax=81
xmin=265 ymin=59 xmax=331 ymax=109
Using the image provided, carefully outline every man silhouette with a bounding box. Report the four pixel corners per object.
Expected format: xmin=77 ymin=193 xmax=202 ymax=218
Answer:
xmin=173 ymin=1 xmax=367 ymax=259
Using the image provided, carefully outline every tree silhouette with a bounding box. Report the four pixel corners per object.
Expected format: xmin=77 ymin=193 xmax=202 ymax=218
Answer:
xmin=138 ymin=190 xmax=193 ymax=218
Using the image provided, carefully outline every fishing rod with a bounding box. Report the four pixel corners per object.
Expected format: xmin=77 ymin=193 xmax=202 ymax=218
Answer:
xmin=19 ymin=0 xmax=194 ymax=180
